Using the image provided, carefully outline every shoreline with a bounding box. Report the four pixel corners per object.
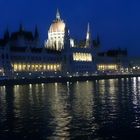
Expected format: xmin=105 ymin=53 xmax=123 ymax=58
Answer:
xmin=0 ymin=74 xmax=140 ymax=86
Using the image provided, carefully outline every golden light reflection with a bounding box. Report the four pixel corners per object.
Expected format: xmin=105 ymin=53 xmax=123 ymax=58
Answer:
xmin=72 ymin=82 xmax=94 ymax=119
xmin=108 ymin=79 xmax=117 ymax=94
xmin=98 ymin=80 xmax=106 ymax=95
xmin=43 ymin=83 xmax=71 ymax=138
xmin=131 ymin=78 xmax=140 ymax=128
xmin=0 ymin=86 xmax=6 ymax=106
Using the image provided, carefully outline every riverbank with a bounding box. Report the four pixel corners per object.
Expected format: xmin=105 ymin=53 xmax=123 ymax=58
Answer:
xmin=0 ymin=74 xmax=140 ymax=86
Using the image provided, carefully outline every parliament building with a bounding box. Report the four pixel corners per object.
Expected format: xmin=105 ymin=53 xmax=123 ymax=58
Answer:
xmin=0 ymin=9 xmax=138 ymax=79
xmin=0 ymin=10 xmax=94 ymax=79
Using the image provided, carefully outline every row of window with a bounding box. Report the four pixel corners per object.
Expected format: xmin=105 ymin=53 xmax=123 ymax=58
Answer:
xmin=12 ymin=63 xmax=61 ymax=72
xmin=73 ymin=53 xmax=92 ymax=62
xmin=97 ymin=64 xmax=118 ymax=71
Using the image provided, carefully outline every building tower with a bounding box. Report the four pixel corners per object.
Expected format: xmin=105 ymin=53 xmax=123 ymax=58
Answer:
xmin=56 ymin=8 xmax=61 ymax=20
xmin=85 ymin=23 xmax=91 ymax=48
xmin=45 ymin=9 xmax=66 ymax=51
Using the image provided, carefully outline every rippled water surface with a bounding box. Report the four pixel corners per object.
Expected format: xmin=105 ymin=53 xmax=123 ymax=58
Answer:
xmin=1 ymin=78 xmax=140 ymax=139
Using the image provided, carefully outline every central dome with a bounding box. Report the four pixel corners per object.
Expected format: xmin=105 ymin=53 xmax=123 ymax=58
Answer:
xmin=45 ymin=9 xmax=68 ymax=51
xmin=49 ymin=20 xmax=65 ymax=33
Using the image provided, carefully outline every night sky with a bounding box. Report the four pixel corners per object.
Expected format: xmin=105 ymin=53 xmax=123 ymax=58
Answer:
xmin=0 ymin=0 xmax=140 ymax=56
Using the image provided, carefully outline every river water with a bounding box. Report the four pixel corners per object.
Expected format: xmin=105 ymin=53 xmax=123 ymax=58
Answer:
xmin=0 ymin=77 xmax=140 ymax=139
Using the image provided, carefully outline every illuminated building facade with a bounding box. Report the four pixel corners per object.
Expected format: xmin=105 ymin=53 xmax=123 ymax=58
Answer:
xmin=1 ymin=9 xmax=136 ymax=78
xmin=0 ymin=10 xmax=95 ymax=79
xmin=0 ymin=9 xmax=139 ymax=79
xmin=97 ymin=64 xmax=118 ymax=71
xmin=94 ymin=48 xmax=140 ymax=74
xmin=45 ymin=9 xmax=66 ymax=51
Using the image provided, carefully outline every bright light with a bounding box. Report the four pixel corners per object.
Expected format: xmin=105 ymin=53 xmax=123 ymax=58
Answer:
xmin=45 ymin=12 xmax=66 ymax=51
xmin=70 ymin=38 xmax=75 ymax=47
xmin=97 ymin=64 xmax=118 ymax=71
xmin=73 ymin=53 xmax=92 ymax=62
xmin=12 ymin=63 xmax=61 ymax=72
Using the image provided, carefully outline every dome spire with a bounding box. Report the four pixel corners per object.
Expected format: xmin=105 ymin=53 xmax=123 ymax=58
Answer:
xmin=86 ymin=22 xmax=90 ymax=39
xmin=56 ymin=8 xmax=61 ymax=20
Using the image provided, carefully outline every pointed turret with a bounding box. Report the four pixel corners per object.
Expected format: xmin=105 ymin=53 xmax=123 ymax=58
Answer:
xmin=56 ymin=9 xmax=61 ymax=20
xmin=85 ymin=23 xmax=91 ymax=47
xmin=34 ymin=25 xmax=39 ymax=39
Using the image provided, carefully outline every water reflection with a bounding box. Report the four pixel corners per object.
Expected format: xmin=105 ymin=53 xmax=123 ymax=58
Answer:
xmin=0 ymin=86 xmax=6 ymax=120
xmin=131 ymin=77 xmax=140 ymax=129
xmin=0 ymin=78 xmax=140 ymax=139
xmin=43 ymin=83 xmax=71 ymax=139
xmin=72 ymin=81 xmax=93 ymax=119
xmin=70 ymin=81 xmax=97 ymax=138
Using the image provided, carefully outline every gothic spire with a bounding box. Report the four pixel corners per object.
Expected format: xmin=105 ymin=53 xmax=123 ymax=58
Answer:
xmin=87 ymin=23 xmax=90 ymax=33
xmin=56 ymin=8 xmax=61 ymax=20
xmin=85 ymin=23 xmax=91 ymax=47
xmin=86 ymin=23 xmax=90 ymax=40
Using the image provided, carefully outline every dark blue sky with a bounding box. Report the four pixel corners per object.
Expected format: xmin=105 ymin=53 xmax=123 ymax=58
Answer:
xmin=0 ymin=0 xmax=140 ymax=56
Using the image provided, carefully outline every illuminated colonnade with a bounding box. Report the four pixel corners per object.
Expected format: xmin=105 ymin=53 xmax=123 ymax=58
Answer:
xmin=12 ymin=63 xmax=61 ymax=72
xmin=46 ymin=31 xmax=65 ymax=51
xmin=73 ymin=53 xmax=92 ymax=62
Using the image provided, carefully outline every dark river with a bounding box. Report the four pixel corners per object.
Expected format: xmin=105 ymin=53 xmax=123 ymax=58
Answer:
xmin=0 ymin=77 xmax=140 ymax=140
